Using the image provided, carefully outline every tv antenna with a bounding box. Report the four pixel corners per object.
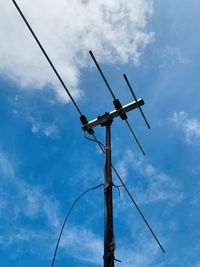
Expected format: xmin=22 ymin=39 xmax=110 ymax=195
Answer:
xmin=81 ymin=51 xmax=164 ymax=266
xmin=12 ymin=1 xmax=165 ymax=266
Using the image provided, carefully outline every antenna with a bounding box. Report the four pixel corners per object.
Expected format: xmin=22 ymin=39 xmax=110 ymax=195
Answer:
xmin=89 ymin=50 xmax=145 ymax=155
xmin=83 ymin=53 xmax=165 ymax=266
xmin=12 ymin=1 xmax=165 ymax=266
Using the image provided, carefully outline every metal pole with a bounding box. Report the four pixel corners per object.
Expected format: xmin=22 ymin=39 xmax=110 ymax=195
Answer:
xmin=104 ymin=120 xmax=115 ymax=267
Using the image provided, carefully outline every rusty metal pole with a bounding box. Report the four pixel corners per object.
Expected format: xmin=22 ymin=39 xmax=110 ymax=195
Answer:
xmin=104 ymin=120 xmax=115 ymax=267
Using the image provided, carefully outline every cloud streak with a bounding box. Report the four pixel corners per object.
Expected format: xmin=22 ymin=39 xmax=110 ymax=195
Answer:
xmin=0 ymin=149 xmax=104 ymax=265
xmin=171 ymin=111 xmax=200 ymax=144
xmin=60 ymin=226 xmax=103 ymax=265
xmin=27 ymin=115 xmax=60 ymax=138
xmin=116 ymin=150 xmax=183 ymax=205
xmin=0 ymin=150 xmax=60 ymax=228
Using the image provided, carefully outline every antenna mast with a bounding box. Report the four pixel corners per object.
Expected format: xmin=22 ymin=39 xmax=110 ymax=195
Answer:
xmin=82 ymin=98 xmax=144 ymax=266
xmin=104 ymin=120 xmax=114 ymax=267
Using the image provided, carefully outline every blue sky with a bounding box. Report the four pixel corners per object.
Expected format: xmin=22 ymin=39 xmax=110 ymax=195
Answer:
xmin=0 ymin=0 xmax=200 ymax=266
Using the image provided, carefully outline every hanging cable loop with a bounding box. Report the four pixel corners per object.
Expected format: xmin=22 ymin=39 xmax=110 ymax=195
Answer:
xmin=51 ymin=183 xmax=104 ymax=267
xmin=85 ymin=134 xmax=165 ymax=254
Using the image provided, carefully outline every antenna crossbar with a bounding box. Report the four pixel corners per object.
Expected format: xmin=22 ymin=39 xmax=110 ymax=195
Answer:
xmin=82 ymin=99 xmax=144 ymax=131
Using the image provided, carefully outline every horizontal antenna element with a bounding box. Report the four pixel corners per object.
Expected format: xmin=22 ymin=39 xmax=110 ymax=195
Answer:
xmin=82 ymin=99 xmax=144 ymax=131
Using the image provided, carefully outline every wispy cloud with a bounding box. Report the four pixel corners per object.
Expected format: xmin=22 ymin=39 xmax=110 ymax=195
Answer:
xmin=27 ymin=115 xmax=60 ymax=138
xmin=171 ymin=111 xmax=200 ymax=144
xmin=0 ymin=149 xmax=103 ymax=264
xmin=61 ymin=226 xmax=103 ymax=265
xmin=159 ymin=46 xmax=191 ymax=69
xmin=0 ymin=0 xmax=154 ymax=101
xmin=117 ymin=237 xmax=160 ymax=267
xmin=0 ymin=151 xmax=15 ymax=178
xmin=0 ymin=149 xmax=60 ymax=243
xmin=60 ymin=222 xmax=163 ymax=267
xmin=115 ymin=150 xmax=183 ymax=205
xmin=0 ymin=151 xmax=60 ymax=228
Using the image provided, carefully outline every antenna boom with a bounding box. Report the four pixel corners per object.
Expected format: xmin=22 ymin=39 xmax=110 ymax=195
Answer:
xmin=82 ymin=99 xmax=144 ymax=131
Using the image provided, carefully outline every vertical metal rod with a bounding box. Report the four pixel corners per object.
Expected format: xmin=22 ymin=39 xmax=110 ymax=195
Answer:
xmin=123 ymin=74 xmax=150 ymax=129
xmin=104 ymin=121 xmax=115 ymax=267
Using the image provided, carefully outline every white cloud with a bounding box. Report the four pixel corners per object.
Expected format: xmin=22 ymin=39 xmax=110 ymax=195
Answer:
xmin=117 ymin=239 xmax=159 ymax=267
xmin=0 ymin=0 xmax=154 ymax=102
xmin=18 ymin=184 xmax=60 ymax=228
xmin=171 ymin=111 xmax=200 ymax=143
xmin=27 ymin=115 xmax=60 ymax=138
xmin=159 ymin=46 xmax=191 ymax=68
xmin=61 ymin=226 xmax=103 ymax=265
xmin=60 ymin=224 xmax=162 ymax=267
xmin=0 ymin=149 xmax=60 ymax=228
xmin=0 ymin=151 xmax=15 ymax=178
xmin=115 ymin=150 xmax=183 ymax=205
